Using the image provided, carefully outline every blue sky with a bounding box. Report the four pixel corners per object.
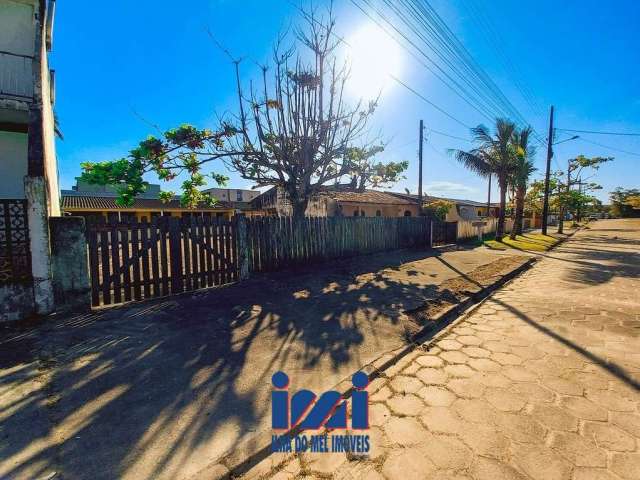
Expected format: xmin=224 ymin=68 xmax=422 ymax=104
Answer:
xmin=52 ymin=0 xmax=640 ymax=202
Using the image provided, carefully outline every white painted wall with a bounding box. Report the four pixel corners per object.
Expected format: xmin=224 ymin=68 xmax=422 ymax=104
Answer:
xmin=0 ymin=131 xmax=28 ymax=198
xmin=203 ymin=187 xmax=261 ymax=202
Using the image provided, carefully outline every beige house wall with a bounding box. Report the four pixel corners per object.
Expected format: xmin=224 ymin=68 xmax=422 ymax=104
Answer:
xmin=331 ymin=201 xmax=420 ymax=217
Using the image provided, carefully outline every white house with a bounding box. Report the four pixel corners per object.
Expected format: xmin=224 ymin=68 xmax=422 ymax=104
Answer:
xmin=0 ymin=0 xmax=59 ymax=320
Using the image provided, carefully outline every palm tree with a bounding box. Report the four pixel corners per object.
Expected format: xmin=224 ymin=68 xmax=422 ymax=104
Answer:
xmin=452 ymin=118 xmax=517 ymax=240
xmin=509 ymin=127 xmax=537 ymax=239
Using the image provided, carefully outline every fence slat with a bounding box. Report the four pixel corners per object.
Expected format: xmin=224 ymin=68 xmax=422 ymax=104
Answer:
xmin=99 ymin=228 xmax=111 ymax=305
xmin=150 ymin=218 xmax=160 ymax=297
xmin=159 ymin=217 xmax=169 ymax=296
xmin=110 ymin=221 xmax=122 ymax=304
xmin=88 ymin=227 xmax=99 ymax=306
xmin=169 ymin=217 xmax=183 ymax=293
xmin=140 ymin=219 xmax=152 ymax=299
xmin=130 ymin=220 xmax=142 ymax=301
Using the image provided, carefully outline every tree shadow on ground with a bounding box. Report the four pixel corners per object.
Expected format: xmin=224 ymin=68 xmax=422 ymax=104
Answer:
xmin=490 ymin=297 xmax=640 ymax=392
xmin=0 ymin=247 xmax=461 ymax=480
xmin=532 ymin=231 xmax=640 ymax=286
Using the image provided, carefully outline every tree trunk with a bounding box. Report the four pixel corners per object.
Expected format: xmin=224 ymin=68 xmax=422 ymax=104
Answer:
xmin=496 ymin=177 xmax=507 ymax=241
xmin=510 ymin=185 xmax=525 ymax=239
xmin=291 ymin=197 xmax=308 ymax=223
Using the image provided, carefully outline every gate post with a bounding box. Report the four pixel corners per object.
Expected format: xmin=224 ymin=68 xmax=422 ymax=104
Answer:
xmin=49 ymin=216 xmax=91 ymax=312
xmin=235 ymin=214 xmax=250 ymax=281
xmin=429 ymin=219 xmax=434 ymax=248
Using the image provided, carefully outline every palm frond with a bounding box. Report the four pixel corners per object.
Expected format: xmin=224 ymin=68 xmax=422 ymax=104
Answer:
xmin=451 ymin=149 xmax=492 ymax=178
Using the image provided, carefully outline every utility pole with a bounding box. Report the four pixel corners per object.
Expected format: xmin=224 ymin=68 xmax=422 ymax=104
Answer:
xmin=576 ymin=178 xmax=583 ymax=222
xmin=418 ymin=119 xmax=424 ymax=209
xmin=558 ymin=159 xmax=572 ymax=234
xmin=486 ymin=174 xmax=492 ymax=217
xmin=541 ymin=105 xmax=554 ymax=235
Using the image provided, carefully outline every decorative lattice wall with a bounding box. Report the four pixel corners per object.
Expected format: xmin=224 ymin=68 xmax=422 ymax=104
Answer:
xmin=0 ymin=200 xmax=31 ymax=285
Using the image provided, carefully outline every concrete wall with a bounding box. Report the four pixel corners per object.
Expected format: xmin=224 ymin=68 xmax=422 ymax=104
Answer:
xmin=0 ymin=131 xmax=28 ymax=198
xmin=0 ymin=283 xmax=35 ymax=322
xmin=50 ymin=216 xmax=90 ymax=312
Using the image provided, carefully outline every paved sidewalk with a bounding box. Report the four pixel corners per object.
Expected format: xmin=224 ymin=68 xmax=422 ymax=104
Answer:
xmin=261 ymin=219 xmax=640 ymax=480
xmin=0 ymin=244 xmax=521 ymax=480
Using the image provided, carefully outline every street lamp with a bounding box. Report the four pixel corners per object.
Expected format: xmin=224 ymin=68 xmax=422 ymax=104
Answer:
xmin=553 ymin=135 xmax=579 ymax=146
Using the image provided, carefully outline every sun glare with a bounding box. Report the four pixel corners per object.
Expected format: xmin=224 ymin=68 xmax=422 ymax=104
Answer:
xmin=345 ymin=23 xmax=403 ymax=100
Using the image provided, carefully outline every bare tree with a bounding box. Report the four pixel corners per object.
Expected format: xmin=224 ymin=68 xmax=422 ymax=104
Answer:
xmin=228 ymin=7 xmax=392 ymax=219
xmin=79 ymin=8 xmax=404 ymax=216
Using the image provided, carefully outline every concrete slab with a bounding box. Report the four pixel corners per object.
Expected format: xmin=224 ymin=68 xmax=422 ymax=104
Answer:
xmin=0 ymin=245 xmax=516 ymax=480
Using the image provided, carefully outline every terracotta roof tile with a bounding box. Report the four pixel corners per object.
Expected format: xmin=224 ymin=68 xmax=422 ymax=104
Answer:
xmin=62 ymin=195 xmax=232 ymax=211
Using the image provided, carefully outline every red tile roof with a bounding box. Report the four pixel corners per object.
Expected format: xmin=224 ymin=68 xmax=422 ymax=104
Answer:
xmin=61 ymin=195 xmax=233 ymax=211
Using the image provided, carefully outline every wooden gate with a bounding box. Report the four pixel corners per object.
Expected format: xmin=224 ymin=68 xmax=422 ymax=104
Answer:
xmin=86 ymin=216 xmax=237 ymax=306
xmin=432 ymin=221 xmax=458 ymax=246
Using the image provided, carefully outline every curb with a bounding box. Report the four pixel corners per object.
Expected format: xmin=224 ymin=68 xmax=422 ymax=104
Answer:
xmin=192 ymin=255 xmax=538 ymax=480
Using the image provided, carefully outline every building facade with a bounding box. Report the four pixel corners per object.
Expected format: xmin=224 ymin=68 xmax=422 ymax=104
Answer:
xmin=62 ymin=179 xmax=235 ymax=222
xmin=1 ymin=0 xmax=58 ymax=321
xmin=251 ymin=186 xmax=420 ymax=217
xmin=201 ymin=187 xmax=261 ymax=204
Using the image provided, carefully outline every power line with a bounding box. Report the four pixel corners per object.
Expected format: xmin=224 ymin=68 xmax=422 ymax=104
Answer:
xmin=390 ymin=75 xmax=472 ymax=129
xmin=290 ymin=2 xmax=476 ymax=135
xmin=557 ymin=128 xmax=640 ymax=137
xmin=427 ymin=128 xmax=471 ymax=142
xmin=350 ymin=0 xmax=496 ymax=123
xmin=460 ymin=0 xmax=545 ymax=119
xmin=355 ymin=0 xmax=546 ymax=146
xmin=577 ymin=137 xmax=640 ymax=157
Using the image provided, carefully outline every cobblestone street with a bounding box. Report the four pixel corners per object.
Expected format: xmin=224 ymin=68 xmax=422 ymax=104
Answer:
xmin=258 ymin=219 xmax=640 ymax=480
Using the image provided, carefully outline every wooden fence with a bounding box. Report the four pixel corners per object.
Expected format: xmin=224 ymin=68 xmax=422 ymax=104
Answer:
xmin=457 ymin=217 xmax=515 ymax=241
xmin=86 ymin=216 xmax=457 ymax=306
xmin=86 ymin=216 xmax=237 ymax=306
xmin=245 ymin=216 xmax=440 ymax=273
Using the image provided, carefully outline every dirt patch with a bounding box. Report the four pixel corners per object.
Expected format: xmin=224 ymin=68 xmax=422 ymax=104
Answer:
xmin=406 ymin=255 xmax=529 ymax=333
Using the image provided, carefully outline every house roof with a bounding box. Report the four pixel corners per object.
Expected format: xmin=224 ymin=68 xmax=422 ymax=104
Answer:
xmin=388 ymin=192 xmax=499 ymax=208
xmin=324 ymin=190 xmax=417 ymax=205
xmin=61 ymin=193 xmax=233 ymax=211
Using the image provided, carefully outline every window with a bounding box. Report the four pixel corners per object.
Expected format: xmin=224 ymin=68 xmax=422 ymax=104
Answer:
xmin=404 ymin=210 xmax=412 ymax=217
xmin=236 ymin=190 xmax=243 ymax=201
xmin=376 ymin=210 xmax=382 ymax=217
xmin=360 ymin=210 xmax=366 ymax=217
xmin=353 ymin=210 xmax=359 ymax=216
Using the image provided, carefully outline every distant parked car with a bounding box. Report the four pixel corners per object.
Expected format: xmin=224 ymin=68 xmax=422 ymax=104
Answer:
xmin=588 ymin=214 xmax=599 ymax=221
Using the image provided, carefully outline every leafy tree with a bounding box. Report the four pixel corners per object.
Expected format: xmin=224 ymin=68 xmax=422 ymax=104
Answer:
xmin=451 ymin=118 xmax=518 ymax=240
xmin=509 ymin=126 xmax=536 ymax=239
xmin=626 ymin=195 xmax=640 ymax=209
xmin=344 ymin=145 xmax=408 ymax=192
xmin=557 ymin=155 xmax=612 ymax=230
xmin=79 ymin=9 xmax=405 ymax=218
xmin=423 ymin=199 xmax=453 ymax=221
xmin=525 ymin=176 xmax=561 ymax=214
xmin=80 ymin=125 xmax=233 ymax=207
xmin=610 ymin=187 xmax=640 ymax=217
